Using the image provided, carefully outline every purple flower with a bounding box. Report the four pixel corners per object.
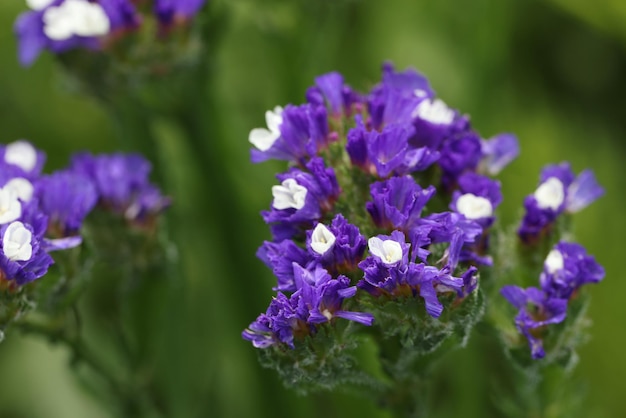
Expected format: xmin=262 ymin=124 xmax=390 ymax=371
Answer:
xmin=501 ymin=285 xmax=568 ymax=359
xmin=305 ymin=72 xmax=361 ymax=117
xmin=250 ymin=104 xmax=329 ymax=164
xmin=357 ymin=231 xmax=468 ymax=318
xmin=539 ymin=242 xmax=605 ymax=299
xmin=242 ymin=292 xmax=308 ymax=349
xmin=294 ymin=265 xmax=374 ymax=327
xmin=518 ymin=163 xmax=604 ymax=242
xmin=368 ymin=62 xmax=434 ymax=129
xmin=450 ymin=173 xmax=502 ymax=227
xmin=306 ymin=214 xmax=367 ymax=274
xmin=243 ymin=265 xmax=373 ymax=349
xmin=409 ymin=99 xmax=466 ymax=151
xmin=257 ymin=239 xmax=314 ymax=292
xmin=0 ymin=220 xmax=54 ymax=286
xmin=154 ymin=0 xmax=206 ymax=26
xmin=417 ymin=212 xmax=483 ymax=269
xmin=367 ymin=175 xmax=436 ymax=232
xmin=480 ymin=133 xmax=519 ymax=175
xmin=437 ymin=131 xmax=483 ymax=188
xmin=262 ymin=158 xmax=340 ymax=240
xmin=36 ymin=170 xmax=97 ymax=236
xmin=14 ymin=0 xmax=140 ymax=67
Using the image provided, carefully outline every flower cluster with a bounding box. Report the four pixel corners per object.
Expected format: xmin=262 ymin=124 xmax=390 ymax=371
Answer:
xmin=501 ymin=241 xmax=605 ymax=359
xmin=243 ymin=64 xmax=519 ymax=349
xmin=15 ymin=0 xmax=207 ymax=66
xmin=518 ymin=162 xmax=604 ymax=242
xmin=0 ymin=139 xmax=168 ymax=287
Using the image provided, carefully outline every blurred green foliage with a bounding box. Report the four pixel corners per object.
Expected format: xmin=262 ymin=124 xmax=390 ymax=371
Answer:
xmin=0 ymin=0 xmax=624 ymax=417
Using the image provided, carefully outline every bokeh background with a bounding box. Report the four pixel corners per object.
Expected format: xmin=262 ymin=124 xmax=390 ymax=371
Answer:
xmin=0 ymin=0 xmax=625 ymax=417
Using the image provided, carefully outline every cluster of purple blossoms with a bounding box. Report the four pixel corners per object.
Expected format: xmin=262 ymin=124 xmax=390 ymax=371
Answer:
xmin=501 ymin=242 xmax=604 ymax=359
xmin=518 ymin=162 xmax=604 ymax=243
xmin=243 ymin=63 xmax=520 ymax=349
xmin=0 ymin=139 xmax=168 ymax=287
xmin=14 ymin=0 xmax=207 ymax=66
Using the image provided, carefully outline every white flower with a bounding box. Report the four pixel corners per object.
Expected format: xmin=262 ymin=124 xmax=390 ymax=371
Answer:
xmin=26 ymin=0 xmax=56 ymax=11
xmin=534 ymin=177 xmax=565 ymax=210
xmin=249 ymin=106 xmax=283 ymax=152
xmin=310 ymin=223 xmax=336 ymax=255
xmin=272 ymin=179 xmax=307 ymax=210
xmin=368 ymin=237 xmax=403 ymax=265
xmin=456 ymin=193 xmax=493 ymax=219
xmin=411 ymin=99 xmax=454 ymax=125
xmin=4 ymin=140 xmax=37 ymax=172
xmin=0 ymin=187 xmax=22 ymax=225
xmin=2 ymin=221 xmax=33 ymax=262
xmin=43 ymin=0 xmax=110 ymax=41
xmin=544 ymin=249 xmax=564 ymax=274
xmin=4 ymin=178 xmax=34 ymax=202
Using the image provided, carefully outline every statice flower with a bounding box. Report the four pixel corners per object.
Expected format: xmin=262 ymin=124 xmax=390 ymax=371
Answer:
xmin=70 ymin=152 xmax=170 ymax=222
xmin=0 ymin=140 xmax=46 ymax=179
xmin=0 ymin=219 xmax=54 ymax=286
xmin=306 ymin=72 xmax=362 ymax=118
xmin=262 ymin=157 xmax=340 ymax=240
xmin=35 ymin=170 xmax=98 ymax=237
xmin=501 ymin=241 xmax=604 ymax=359
xmin=244 ymin=64 xmax=514 ymax=353
xmin=14 ymin=0 xmax=140 ymax=66
xmin=250 ymin=104 xmax=330 ymax=164
xmin=479 ymin=133 xmax=520 ymax=176
xmin=450 ymin=173 xmax=502 ymax=228
xmin=500 ymin=285 xmax=568 ymax=359
xmin=518 ymin=162 xmax=604 ymax=242
xmin=242 ymin=265 xmax=373 ymax=349
xmin=357 ymin=231 xmax=470 ymax=318
xmin=539 ymin=241 xmax=605 ymax=299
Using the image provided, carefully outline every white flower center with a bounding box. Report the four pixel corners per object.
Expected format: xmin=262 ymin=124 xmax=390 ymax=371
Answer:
xmin=249 ymin=106 xmax=283 ymax=152
xmin=43 ymin=0 xmax=110 ymax=41
xmin=411 ymin=99 xmax=454 ymax=125
xmin=545 ymin=249 xmax=564 ymax=274
xmin=368 ymin=237 xmax=403 ymax=265
xmin=534 ymin=177 xmax=565 ymax=210
xmin=4 ymin=141 xmax=37 ymax=172
xmin=26 ymin=0 xmax=56 ymax=11
xmin=322 ymin=309 xmax=333 ymax=321
xmin=0 ymin=187 xmax=22 ymax=225
xmin=4 ymin=178 xmax=34 ymax=202
xmin=456 ymin=193 xmax=493 ymax=219
xmin=272 ymin=179 xmax=307 ymax=210
xmin=310 ymin=223 xmax=336 ymax=255
xmin=2 ymin=221 xmax=33 ymax=262
xmin=413 ymin=89 xmax=428 ymax=98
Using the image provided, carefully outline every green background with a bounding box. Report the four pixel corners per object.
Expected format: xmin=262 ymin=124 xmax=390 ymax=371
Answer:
xmin=0 ymin=0 xmax=624 ymax=417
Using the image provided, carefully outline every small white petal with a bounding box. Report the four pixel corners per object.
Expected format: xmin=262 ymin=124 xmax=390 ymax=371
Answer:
xmin=26 ymin=0 xmax=55 ymax=11
xmin=456 ymin=193 xmax=493 ymax=219
xmin=249 ymin=128 xmax=279 ymax=152
xmin=43 ymin=0 xmax=110 ymax=41
xmin=411 ymin=99 xmax=455 ymax=125
xmin=265 ymin=106 xmax=283 ymax=133
xmin=0 ymin=188 xmax=22 ymax=225
xmin=310 ymin=224 xmax=336 ymax=255
xmin=4 ymin=178 xmax=34 ymax=202
xmin=368 ymin=237 xmax=403 ymax=265
xmin=272 ymin=179 xmax=307 ymax=210
xmin=4 ymin=141 xmax=37 ymax=172
xmin=249 ymin=106 xmax=283 ymax=151
xmin=545 ymin=250 xmax=564 ymax=274
xmin=534 ymin=177 xmax=565 ymax=210
xmin=2 ymin=221 xmax=33 ymax=262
